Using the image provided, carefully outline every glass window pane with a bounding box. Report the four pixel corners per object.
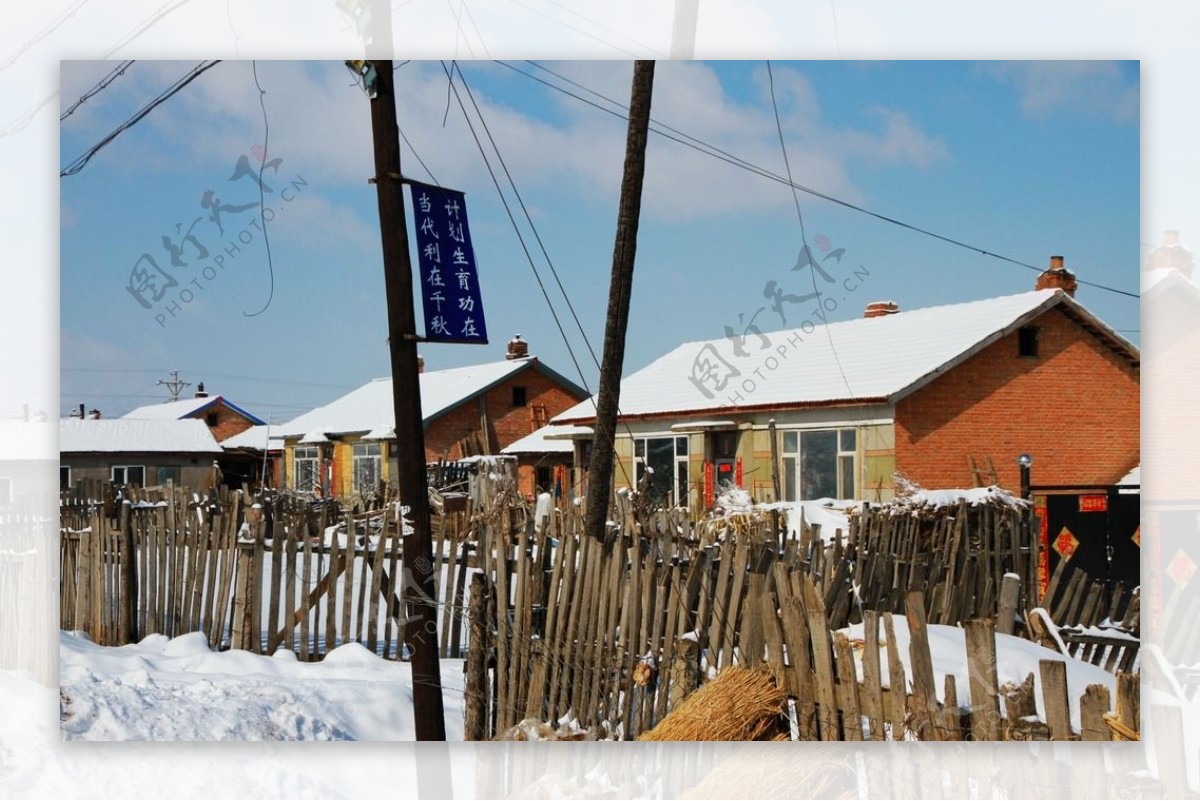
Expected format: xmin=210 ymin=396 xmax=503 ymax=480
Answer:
xmin=839 ymin=454 xmax=855 ymax=500
xmin=782 ymin=431 xmax=798 ymax=453
xmin=646 ymin=437 xmax=675 ymax=504
xmin=129 ymin=466 xmax=145 ymax=487
xmin=840 ymin=428 xmax=856 ymax=453
xmin=676 ymin=436 xmax=688 ymax=456
xmin=799 ymin=430 xmax=836 ymax=499
xmin=784 ymin=458 xmax=797 ymax=501
xmin=635 ymin=439 xmax=646 ymax=459
xmin=676 ymin=460 xmax=689 ymax=507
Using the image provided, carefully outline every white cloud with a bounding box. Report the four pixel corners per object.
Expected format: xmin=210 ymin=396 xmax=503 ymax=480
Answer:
xmin=984 ymin=61 xmax=1138 ymax=122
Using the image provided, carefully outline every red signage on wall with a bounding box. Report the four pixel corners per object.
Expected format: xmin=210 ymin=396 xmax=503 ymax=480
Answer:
xmin=704 ymin=461 xmax=714 ymax=509
xmin=735 ymin=457 xmax=743 ymax=489
xmin=1078 ymin=493 xmax=1108 ymax=513
xmin=1034 ymin=495 xmax=1049 ymax=600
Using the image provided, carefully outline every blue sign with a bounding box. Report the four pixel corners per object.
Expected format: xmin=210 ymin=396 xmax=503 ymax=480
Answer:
xmin=408 ymin=181 xmax=488 ymax=344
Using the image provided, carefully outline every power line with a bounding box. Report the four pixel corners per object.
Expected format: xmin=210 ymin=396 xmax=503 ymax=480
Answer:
xmin=60 ymin=60 xmax=136 ymax=122
xmin=60 ymin=59 xmax=222 ymax=177
xmin=499 ymin=60 xmax=1139 ymax=301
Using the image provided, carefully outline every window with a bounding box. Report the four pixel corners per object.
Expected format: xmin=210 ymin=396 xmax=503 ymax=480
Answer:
xmin=634 ymin=435 xmax=689 ymax=507
xmin=1018 ymin=325 xmax=1040 ymax=357
xmin=60 ymin=465 xmax=71 ymax=491
xmin=156 ymin=466 xmax=181 ymax=486
xmin=205 ymin=411 xmax=219 ymax=427
xmin=781 ymin=428 xmax=857 ymax=501
xmin=535 ymin=465 xmax=553 ymax=494
xmin=111 ymin=465 xmax=146 ymax=487
xmin=512 ymin=386 xmax=528 ymax=407
xmin=352 ymin=442 xmax=382 ymax=493
xmin=294 ymin=446 xmax=320 ymax=492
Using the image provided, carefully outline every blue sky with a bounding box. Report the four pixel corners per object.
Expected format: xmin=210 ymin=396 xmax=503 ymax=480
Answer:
xmin=59 ymin=59 xmax=1139 ymax=423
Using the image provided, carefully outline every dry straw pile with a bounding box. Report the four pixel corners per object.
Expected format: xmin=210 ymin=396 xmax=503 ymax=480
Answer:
xmin=638 ymin=666 xmax=790 ymax=741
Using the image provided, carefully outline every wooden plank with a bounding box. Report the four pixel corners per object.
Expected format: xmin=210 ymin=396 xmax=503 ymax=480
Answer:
xmin=299 ymin=520 xmax=313 ymax=660
xmin=997 ymin=573 xmax=1021 ymax=635
xmin=1038 ymin=659 xmax=1073 ymax=740
xmin=464 ymin=572 xmax=489 ymax=740
xmin=964 ymin=619 xmax=1001 ymax=741
xmin=720 ymin=534 xmax=751 ymax=667
xmin=904 ymin=590 xmax=941 ymax=741
xmin=339 ymin=516 xmax=356 ymax=651
xmin=267 ymin=514 xmax=284 ymax=652
xmin=707 ymin=532 xmax=735 ymax=671
xmin=833 ymin=632 xmax=863 ymax=740
xmin=366 ymin=507 xmax=390 ymax=655
xmin=883 ymin=612 xmax=908 ymax=740
xmin=802 ymin=575 xmax=840 ymax=740
xmin=1079 ymin=683 xmax=1111 ymax=741
xmin=860 ymin=609 xmax=885 ymax=740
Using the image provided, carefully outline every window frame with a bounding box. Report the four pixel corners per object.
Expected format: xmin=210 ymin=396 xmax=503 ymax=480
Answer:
xmin=780 ymin=427 xmax=857 ymax=501
xmin=110 ymin=464 xmax=146 ymax=487
xmin=293 ymin=446 xmax=320 ymax=492
xmin=633 ymin=434 xmax=690 ymax=507
xmin=352 ymin=441 xmax=382 ymax=493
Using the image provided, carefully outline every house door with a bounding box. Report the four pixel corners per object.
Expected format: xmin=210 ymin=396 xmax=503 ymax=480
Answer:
xmin=1033 ymin=485 xmax=1140 ymax=606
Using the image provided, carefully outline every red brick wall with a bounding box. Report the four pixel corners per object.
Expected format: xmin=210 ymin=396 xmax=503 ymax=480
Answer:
xmin=895 ymin=307 xmax=1139 ymax=491
xmin=185 ymin=399 xmax=257 ymax=442
xmin=423 ymin=364 xmax=586 ymax=462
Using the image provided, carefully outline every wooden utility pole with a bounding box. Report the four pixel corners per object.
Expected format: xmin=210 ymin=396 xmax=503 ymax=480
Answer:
xmin=367 ymin=58 xmax=446 ymax=741
xmin=583 ymin=61 xmax=655 ymax=543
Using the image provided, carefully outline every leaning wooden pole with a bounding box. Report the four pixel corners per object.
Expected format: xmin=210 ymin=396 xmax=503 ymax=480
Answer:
xmin=583 ymin=60 xmax=656 ymax=544
xmin=367 ymin=58 xmax=446 ymax=740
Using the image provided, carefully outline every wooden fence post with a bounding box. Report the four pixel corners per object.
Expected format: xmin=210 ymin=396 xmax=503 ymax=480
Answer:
xmin=997 ymin=573 xmax=1020 ymax=635
xmin=964 ymin=618 xmax=1001 ymax=741
xmin=465 ymin=573 xmax=489 ymax=741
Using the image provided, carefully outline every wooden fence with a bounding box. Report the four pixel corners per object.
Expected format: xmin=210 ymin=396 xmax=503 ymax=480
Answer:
xmin=59 ymin=481 xmax=480 ymax=659
xmin=466 ymin=500 xmax=1140 ymax=741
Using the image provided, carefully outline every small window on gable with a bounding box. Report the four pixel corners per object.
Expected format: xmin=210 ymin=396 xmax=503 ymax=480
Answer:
xmin=206 ymin=411 xmax=219 ymax=427
xmin=512 ymin=386 xmax=527 ymax=407
xmin=1018 ymin=325 xmax=1040 ymax=357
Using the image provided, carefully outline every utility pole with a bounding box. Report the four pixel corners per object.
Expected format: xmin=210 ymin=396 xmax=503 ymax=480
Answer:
xmin=584 ymin=61 xmax=655 ymax=544
xmin=367 ymin=58 xmax=446 ymax=741
xmin=156 ymin=370 xmax=190 ymax=402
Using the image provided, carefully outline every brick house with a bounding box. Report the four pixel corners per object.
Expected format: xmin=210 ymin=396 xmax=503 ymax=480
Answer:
xmin=275 ymin=337 xmax=587 ymax=498
xmin=121 ymin=384 xmax=264 ymax=442
xmin=550 ymin=258 xmax=1139 ymax=513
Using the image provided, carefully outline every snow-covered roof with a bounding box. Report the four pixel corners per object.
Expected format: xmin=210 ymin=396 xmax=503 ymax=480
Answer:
xmin=553 ymin=289 xmax=1138 ymax=423
xmin=275 ymin=358 xmax=583 ymax=439
xmin=220 ymin=425 xmax=284 ymax=452
xmin=500 ymin=424 xmax=577 ymax=455
xmin=60 ymin=418 xmax=223 ymax=454
xmin=123 ymin=395 xmax=265 ymax=426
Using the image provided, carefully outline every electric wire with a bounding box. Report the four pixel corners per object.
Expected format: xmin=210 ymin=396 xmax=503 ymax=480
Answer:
xmin=242 ymin=60 xmax=275 ymax=317
xmin=60 ymin=59 xmax=222 ymax=177
xmin=60 ymin=60 xmax=136 ymax=121
xmin=499 ymin=60 xmax=1139 ymax=301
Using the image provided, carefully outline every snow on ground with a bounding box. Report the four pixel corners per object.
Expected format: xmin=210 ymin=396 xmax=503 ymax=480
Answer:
xmin=59 ymin=631 xmax=465 ymax=741
xmin=760 ymin=499 xmax=857 ymax=543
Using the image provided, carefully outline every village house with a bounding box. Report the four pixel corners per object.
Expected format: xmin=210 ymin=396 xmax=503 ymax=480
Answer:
xmin=550 ymin=259 xmax=1140 ymax=514
xmin=120 ymin=383 xmax=264 ymax=441
xmin=59 ymin=417 xmax=224 ymax=489
xmin=274 ymin=337 xmax=587 ymax=498
xmin=218 ymin=425 xmax=285 ymax=489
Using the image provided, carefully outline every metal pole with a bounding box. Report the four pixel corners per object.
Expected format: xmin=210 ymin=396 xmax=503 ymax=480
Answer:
xmin=367 ymin=58 xmax=446 ymax=740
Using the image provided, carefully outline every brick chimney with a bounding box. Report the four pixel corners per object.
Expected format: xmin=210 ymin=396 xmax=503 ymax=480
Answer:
xmin=1035 ymin=255 xmax=1078 ymax=297
xmin=864 ymin=300 xmax=900 ymax=318
xmin=1147 ymin=230 xmax=1195 ymax=278
xmin=417 ymin=355 xmax=425 ymax=374
xmin=194 ymin=381 xmax=208 ymax=399
xmin=506 ymin=334 xmax=529 ymax=360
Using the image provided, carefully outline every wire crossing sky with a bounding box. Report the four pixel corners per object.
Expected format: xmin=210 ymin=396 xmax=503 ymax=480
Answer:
xmin=59 ymin=59 xmax=1139 ymax=421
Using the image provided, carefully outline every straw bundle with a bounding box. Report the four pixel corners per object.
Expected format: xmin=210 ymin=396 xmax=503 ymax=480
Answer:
xmin=638 ymin=666 xmax=789 ymax=741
